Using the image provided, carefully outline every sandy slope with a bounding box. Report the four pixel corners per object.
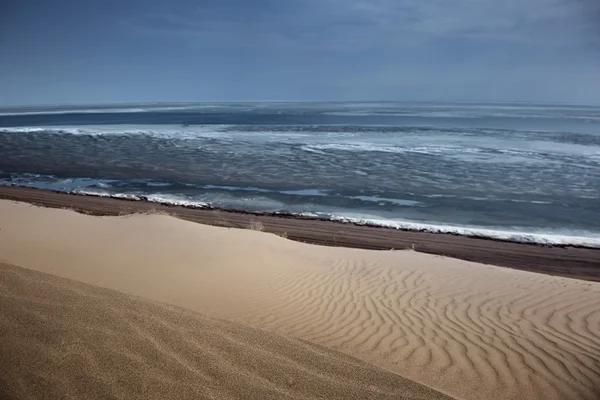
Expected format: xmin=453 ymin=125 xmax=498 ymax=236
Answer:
xmin=0 ymin=263 xmax=451 ymax=400
xmin=1 ymin=200 xmax=599 ymax=400
xmin=2 ymin=185 xmax=599 ymax=281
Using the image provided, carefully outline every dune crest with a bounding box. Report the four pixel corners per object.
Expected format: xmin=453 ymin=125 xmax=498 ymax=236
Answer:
xmin=1 ymin=200 xmax=599 ymax=400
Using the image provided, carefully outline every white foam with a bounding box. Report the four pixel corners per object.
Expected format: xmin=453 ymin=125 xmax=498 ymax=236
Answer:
xmin=56 ymin=189 xmax=600 ymax=248
xmin=300 ymin=143 xmax=484 ymax=156
xmin=326 ymin=214 xmax=600 ymax=248
xmin=0 ymin=105 xmax=218 ymax=116
xmin=0 ymin=108 xmax=148 ymax=116
xmin=280 ymin=189 xmax=329 ymax=197
xmin=73 ymin=189 xmax=209 ymax=208
xmin=73 ymin=189 xmax=142 ymax=201
xmin=0 ymin=125 xmax=319 ymax=143
xmin=144 ymin=194 xmax=209 ymax=208
xmin=323 ymin=107 xmax=600 ymax=121
xmin=349 ymin=196 xmax=422 ymax=207
xmin=0 ymin=125 xmax=231 ymax=140
xmin=300 ymin=146 xmax=327 ymax=155
xmin=0 ymin=127 xmax=48 ymax=133
xmin=201 ymin=184 xmax=271 ymax=193
xmin=4 ymin=125 xmax=597 ymax=166
xmin=301 ymin=143 xmax=406 ymax=154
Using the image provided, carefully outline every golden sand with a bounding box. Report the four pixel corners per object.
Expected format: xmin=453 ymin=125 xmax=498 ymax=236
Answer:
xmin=1 ymin=200 xmax=599 ymax=399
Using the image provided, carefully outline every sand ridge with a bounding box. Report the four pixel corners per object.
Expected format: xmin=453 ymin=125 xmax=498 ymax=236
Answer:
xmin=1 ymin=200 xmax=599 ymax=399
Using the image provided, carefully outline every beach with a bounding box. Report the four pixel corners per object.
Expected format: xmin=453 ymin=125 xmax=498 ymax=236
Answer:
xmin=3 ymin=0 xmax=600 ymax=397
xmin=1 ymin=186 xmax=599 ymax=281
xmin=1 ymin=195 xmax=599 ymax=400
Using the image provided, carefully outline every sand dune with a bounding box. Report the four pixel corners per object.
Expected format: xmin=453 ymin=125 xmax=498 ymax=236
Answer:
xmin=0 ymin=263 xmax=452 ymax=400
xmin=1 ymin=200 xmax=599 ymax=400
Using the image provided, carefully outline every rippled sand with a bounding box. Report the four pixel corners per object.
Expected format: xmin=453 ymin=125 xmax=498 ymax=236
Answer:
xmin=0 ymin=263 xmax=452 ymax=400
xmin=1 ymin=200 xmax=599 ymax=400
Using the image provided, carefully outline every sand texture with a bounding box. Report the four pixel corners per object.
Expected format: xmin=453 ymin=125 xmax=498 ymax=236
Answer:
xmin=0 ymin=263 xmax=452 ymax=400
xmin=1 ymin=200 xmax=599 ymax=399
xmin=2 ymin=185 xmax=599 ymax=281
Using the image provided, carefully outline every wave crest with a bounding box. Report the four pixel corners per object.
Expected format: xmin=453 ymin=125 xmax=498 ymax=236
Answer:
xmin=59 ymin=189 xmax=600 ymax=249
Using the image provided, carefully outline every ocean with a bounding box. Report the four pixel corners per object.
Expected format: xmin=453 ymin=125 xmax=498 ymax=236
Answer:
xmin=1 ymin=102 xmax=599 ymax=247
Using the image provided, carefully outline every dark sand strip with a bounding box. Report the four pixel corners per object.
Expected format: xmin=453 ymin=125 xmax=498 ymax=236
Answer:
xmin=1 ymin=185 xmax=599 ymax=281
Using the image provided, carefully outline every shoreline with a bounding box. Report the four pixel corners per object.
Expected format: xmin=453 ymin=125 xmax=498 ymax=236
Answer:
xmin=1 ymin=185 xmax=599 ymax=281
xmin=4 ymin=184 xmax=598 ymax=249
xmin=41 ymin=186 xmax=600 ymax=249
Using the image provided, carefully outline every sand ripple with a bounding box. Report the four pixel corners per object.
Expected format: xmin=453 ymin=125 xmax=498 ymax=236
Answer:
xmin=241 ymin=251 xmax=600 ymax=400
xmin=1 ymin=201 xmax=599 ymax=400
xmin=0 ymin=263 xmax=453 ymax=400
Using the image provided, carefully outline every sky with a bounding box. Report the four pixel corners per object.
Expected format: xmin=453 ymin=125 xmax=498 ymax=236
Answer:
xmin=1 ymin=0 xmax=599 ymax=105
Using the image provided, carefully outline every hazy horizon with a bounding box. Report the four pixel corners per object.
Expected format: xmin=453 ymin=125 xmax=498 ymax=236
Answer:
xmin=3 ymin=100 xmax=600 ymax=110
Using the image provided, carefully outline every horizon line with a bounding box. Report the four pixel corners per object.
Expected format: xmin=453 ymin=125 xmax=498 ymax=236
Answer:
xmin=2 ymin=99 xmax=600 ymax=109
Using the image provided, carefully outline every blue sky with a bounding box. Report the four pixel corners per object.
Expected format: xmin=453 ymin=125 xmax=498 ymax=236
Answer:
xmin=1 ymin=0 xmax=599 ymax=105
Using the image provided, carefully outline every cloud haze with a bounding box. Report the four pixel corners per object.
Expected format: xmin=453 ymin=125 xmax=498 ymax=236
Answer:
xmin=1 ymin=0 xmax=599 ymax=105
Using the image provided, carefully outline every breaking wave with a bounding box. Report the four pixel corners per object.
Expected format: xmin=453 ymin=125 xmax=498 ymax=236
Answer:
xmin=321 ymin=214 xmax=600 ymax=248
xmin=33 ymin=187 xmax=600 ymax=249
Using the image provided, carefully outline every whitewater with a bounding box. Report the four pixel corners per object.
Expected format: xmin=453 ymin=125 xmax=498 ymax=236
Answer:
xmin=0 ymin=102 xmax=598 ymax=247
